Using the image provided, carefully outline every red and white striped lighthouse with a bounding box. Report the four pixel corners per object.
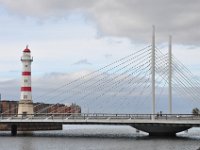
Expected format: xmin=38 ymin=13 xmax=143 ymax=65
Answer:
xmin=18 ymin=45 xmax=34 ymax=116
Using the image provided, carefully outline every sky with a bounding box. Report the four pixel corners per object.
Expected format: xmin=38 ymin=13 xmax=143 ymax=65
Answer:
xmin=0 ymin=0 xmax=200 ymax=113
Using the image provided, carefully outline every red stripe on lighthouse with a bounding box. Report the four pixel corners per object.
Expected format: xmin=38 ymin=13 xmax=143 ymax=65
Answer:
xmin=22 ymin=72 xmax=31 ymax=76
xmin=21 ymin=87 xmax=32 ymax=91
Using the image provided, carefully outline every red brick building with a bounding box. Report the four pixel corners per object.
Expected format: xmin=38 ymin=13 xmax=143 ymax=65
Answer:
xmin=0 ymin=100 xmax=81 ymax=115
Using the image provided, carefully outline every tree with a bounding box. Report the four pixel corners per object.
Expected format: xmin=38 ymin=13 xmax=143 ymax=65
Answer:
xmin=192 ymin=108 xmax=199 ymax=116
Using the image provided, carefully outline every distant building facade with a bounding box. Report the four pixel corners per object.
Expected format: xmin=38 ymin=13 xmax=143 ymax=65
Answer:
xmin=0 ymin=100 xmax=81 ymax=116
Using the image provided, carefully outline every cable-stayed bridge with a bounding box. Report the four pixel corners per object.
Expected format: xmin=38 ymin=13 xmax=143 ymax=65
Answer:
xmin=1 ymin=30 xmax=200 ymax=136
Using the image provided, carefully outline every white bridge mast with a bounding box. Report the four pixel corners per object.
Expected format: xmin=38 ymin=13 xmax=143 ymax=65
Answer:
xmin=168 ymin=36 xmax=172 ymax=114
xmin=152 ymin=26 xmax=156 ymax=118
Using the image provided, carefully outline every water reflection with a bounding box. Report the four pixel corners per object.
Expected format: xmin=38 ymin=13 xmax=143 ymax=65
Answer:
xmin=20 ymin=137 xmax=33 ymax=150
xmin=0 ymin=126 xmax=199 ymax=150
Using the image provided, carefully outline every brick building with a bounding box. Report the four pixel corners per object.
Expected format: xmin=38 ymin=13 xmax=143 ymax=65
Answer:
xmin=0 ymin=100 xmax=81 ymax=116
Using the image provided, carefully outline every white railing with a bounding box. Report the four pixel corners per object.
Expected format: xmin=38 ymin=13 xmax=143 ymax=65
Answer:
xmin=0 ymin=113 xmax=200 ymax=121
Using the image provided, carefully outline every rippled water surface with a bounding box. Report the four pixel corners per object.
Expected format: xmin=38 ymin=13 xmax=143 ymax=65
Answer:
xmin=0 ymin=125 xmax=200 ymax=150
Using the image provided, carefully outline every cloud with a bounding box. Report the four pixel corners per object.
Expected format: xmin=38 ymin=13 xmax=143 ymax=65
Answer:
xmin=0 ymin=79 xmax=20 ymax=100
xmin=0 ymin=0 xmax=200 ymax=45
xmin=0 ymin=69 xmax=198 ymax=113
xmin=73 ymin=59 xmax=92 ymax=65
xmin=104 ymin=54 xmax=112 ymax=59
xmin=1 ymin=0 xmax=200 ymax=113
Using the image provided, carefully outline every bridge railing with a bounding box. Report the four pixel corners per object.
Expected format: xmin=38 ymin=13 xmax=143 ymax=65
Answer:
xmin=0 ymin=113 xmax=200 ymax=121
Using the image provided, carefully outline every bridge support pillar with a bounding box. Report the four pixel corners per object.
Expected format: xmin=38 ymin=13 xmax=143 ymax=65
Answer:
xmin=149 ymin=132 xmax=176 ymax=137
xmin=11 ymin=124 xmax=17 ymax=136
xmin=132 ymin=124 xmax=191 ymax=137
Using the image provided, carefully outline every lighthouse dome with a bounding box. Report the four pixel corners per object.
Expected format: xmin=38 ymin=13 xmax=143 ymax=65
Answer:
xmin=23 ymin=45 xmax=31 ymax=53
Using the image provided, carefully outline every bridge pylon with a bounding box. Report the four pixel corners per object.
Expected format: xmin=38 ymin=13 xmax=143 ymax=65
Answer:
xmin=151 ymin=26 xmax=156 ymax=119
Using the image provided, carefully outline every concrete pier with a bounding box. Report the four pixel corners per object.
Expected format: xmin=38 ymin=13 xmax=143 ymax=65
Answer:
xmin=0 ymin=122 xmax=63 ymax=136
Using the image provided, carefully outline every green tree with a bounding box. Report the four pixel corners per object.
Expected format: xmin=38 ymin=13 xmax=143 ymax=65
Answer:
xmin=192 ymin=108 xmax=199 ymax=115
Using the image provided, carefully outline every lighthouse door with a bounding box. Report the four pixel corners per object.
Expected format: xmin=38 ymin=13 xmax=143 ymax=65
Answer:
xmin=22 ymin=112 xmax=27 ymax=117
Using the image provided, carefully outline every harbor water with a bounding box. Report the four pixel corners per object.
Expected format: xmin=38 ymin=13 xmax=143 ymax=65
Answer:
xmin=0 ymin=125 xmax=200 ymax=150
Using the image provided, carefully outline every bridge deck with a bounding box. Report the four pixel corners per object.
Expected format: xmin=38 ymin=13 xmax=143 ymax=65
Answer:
xmin=0 ymin=113 xmax=200 ymax=136
xmin=0 ymin=113 xmax=200 ymax=124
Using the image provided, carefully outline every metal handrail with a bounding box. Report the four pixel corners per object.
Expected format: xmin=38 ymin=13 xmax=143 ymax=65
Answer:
xmin=0 ymin=113 xmax=199 ymax=121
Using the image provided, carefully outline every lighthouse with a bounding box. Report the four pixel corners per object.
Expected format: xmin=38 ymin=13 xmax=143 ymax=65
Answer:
xmin=18 ymin=45 xmax=34 ymax=116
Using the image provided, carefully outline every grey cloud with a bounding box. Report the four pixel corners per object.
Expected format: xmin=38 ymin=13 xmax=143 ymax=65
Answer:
xmin=0 ymin=70 xmax=198 ymax=113
xmin=1 ymin=1 xmax=200 ymax=44
xmin=104 ymin=54 xmax=112 ymax=59
xmin=0 ymin=79 xmax=20 ymax=100
xmin=73 ymin=59 xmax=92 ymax=65
xmin=89 ymin=0 xmax=200 ymax=45
xmin=9 ymin=70 xmax=19 ymax=73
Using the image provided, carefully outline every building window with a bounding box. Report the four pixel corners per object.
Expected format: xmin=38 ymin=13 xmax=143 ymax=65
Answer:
xmin=25 ymin=65 xmax=28 ymax=67
xmin=23 ymin=95 xmax=28 ymax=99
xmin=24 ymin=79 xmax=28 ymax=83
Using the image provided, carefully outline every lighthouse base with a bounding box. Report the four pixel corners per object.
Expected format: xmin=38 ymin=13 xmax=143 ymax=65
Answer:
xmin=18 ymin=100 xmax=34 ymax=116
